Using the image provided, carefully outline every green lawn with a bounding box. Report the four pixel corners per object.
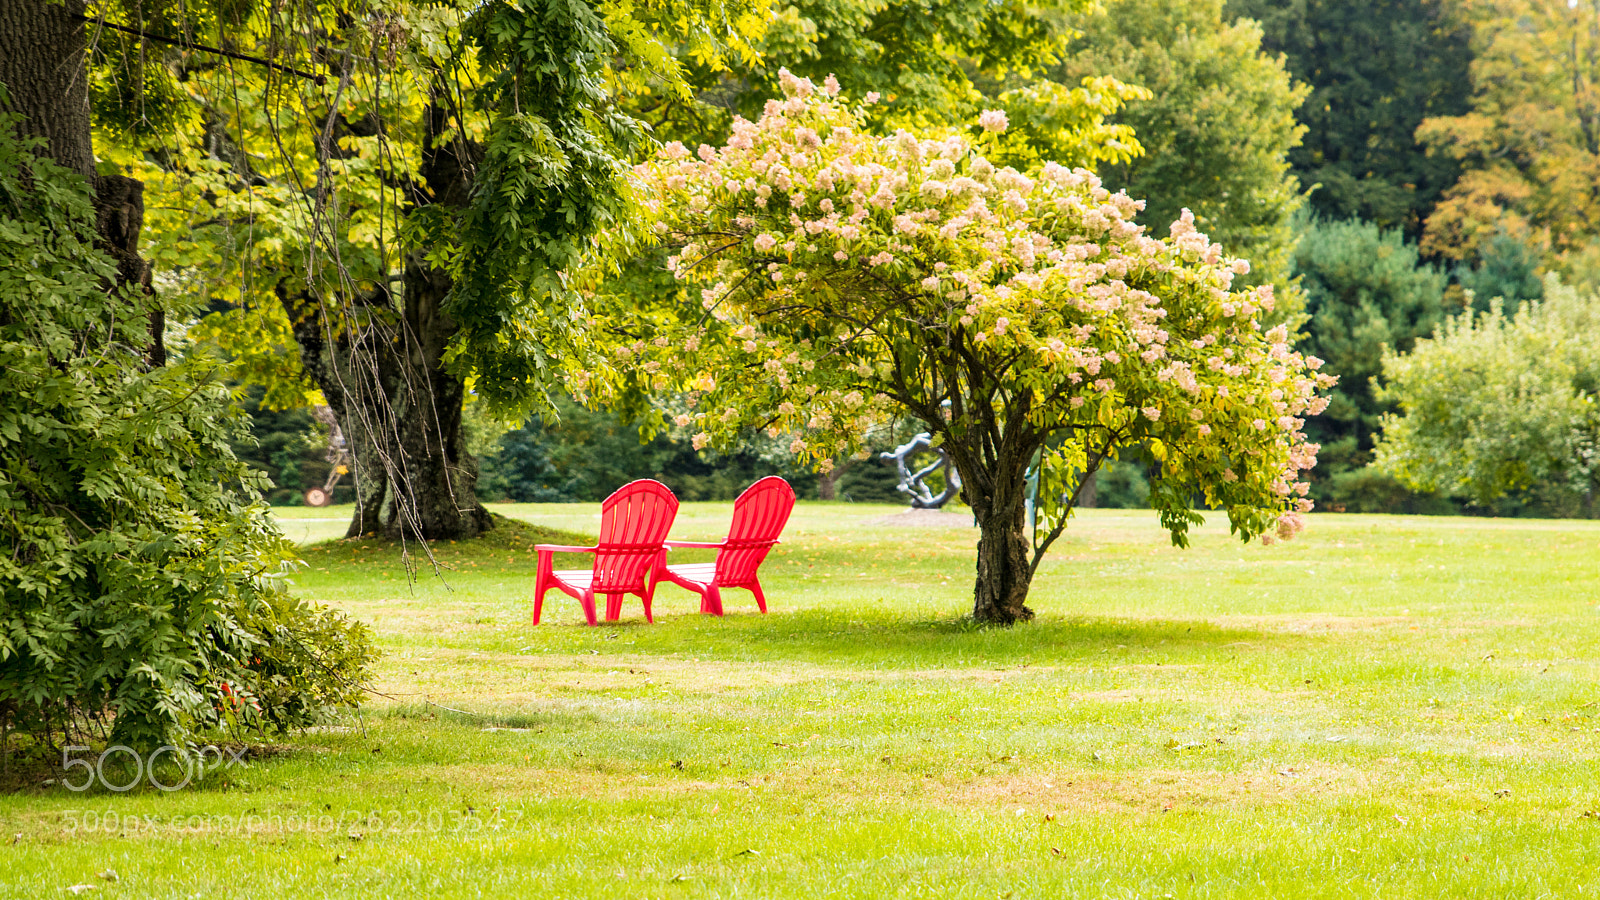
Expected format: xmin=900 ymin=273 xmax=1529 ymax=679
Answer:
xmin=4 ymin=503 xmax=1600 ymax=898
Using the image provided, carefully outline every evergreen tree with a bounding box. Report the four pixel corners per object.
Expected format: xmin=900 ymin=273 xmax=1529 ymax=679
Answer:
xmin=1293 ymin=218 xmax=1448 ymax=508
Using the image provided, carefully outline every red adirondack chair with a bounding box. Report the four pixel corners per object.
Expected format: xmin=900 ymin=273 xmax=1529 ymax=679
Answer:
xmin=650 ymin=476 xmax=796 ymax=615
xmin=533 ymin=479 xmax=679 ymax=626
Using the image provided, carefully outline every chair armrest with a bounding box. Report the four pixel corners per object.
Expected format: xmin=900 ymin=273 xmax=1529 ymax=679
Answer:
xmin=661 ymin=540 xmax=725 ymax=549
xmin=534 ymin=544 xmax=597 ymax=553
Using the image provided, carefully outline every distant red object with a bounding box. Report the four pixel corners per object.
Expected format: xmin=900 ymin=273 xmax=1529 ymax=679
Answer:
xmin=651 ymin=476 xmax=796 ymax=615
xmin=533 ymin=479 xmax=679 ymax=625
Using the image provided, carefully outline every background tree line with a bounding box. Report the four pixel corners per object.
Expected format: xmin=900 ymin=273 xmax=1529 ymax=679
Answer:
xmin=241 ymin=0 xmax=1600 ymax=517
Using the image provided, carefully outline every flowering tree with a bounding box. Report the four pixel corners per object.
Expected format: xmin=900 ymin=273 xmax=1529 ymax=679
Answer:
xmin=633 ymin=72 xmax=1332 ymax=624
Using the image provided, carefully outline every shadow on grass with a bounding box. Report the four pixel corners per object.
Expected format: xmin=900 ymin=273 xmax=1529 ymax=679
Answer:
xmin=297 ymin=515 xmax=595 ymax=569
xmin=500 ymin=607 xmax=1295 ymax=669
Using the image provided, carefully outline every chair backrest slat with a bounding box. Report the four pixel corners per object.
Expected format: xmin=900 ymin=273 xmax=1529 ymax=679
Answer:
xmin=593 ymin=480 xmax=678 ymax=593
xmin=716 ymin=476 xmax=796 ymax=584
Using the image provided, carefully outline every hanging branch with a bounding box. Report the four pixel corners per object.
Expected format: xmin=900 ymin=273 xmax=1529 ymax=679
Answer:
xmin=75 ymin=14 xmax=325 ymax=84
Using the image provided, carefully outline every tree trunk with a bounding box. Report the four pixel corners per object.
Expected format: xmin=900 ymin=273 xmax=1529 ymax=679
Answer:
xmin=283 ymin=286 xmax=490 ymax=542
xmin=1077 ymin=469 xmax=1098 ymax=509
xmin=388 ymin=251 xmax=492 ymax=540
xmin=817 ymin=457 xmax=856 ymax=500
xmin=1 ymin=0 xmax=161 ymax=364
xmin=970 ymin=481 xmax=1036 ymax=625
xmin=277 ymin=95 xmax=491 ymax=542
xmin=945 ymin=429 xmax=1037 ymax=625
xmin=0 ymin=0 xmax=94 ymax=180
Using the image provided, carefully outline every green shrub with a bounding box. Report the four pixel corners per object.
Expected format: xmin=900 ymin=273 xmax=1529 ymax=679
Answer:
xmin=1375 ymin=276 xmax=1600 ymax=516
xmin=477 ymin=393 xmax=821 ymax=502
xmin=1453 ymin=229 xmax=1543 ymax=314
xmin=0 ymin=113 xmax=375 ymax=753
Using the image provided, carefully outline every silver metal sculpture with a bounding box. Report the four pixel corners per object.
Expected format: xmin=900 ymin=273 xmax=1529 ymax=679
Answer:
xmin=881 ymin=433 xmax=962 ymax=509
xmin=303 ymin=405 xmax=350 ymax=507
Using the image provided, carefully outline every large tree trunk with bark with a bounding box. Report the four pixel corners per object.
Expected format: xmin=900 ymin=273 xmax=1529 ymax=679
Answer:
xmin=280 ymin=96 xmax=491 ymax=541
xmin=3 ymin=1 xmax=482 ymax=540
xmin=964 ymin=467 xmax=1036 ymax=625
xmin=1 ymin=0 xmax=160 ymax=364
xmin=283 ymin=281 xmax=490 ymax=542
xmin=0 ymin=0 xmax=94 ymax=179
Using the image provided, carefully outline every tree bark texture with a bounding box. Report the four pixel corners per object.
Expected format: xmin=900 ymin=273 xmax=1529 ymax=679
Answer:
xmin=1 ymin=0 xmax=162 ymax=365
xmin=940 ymin=399 xmax=1039 ymax=625
xmin=971 ymin=484 xmax=1035 ymax=625
xmin=283 ymin=284 xmax=490 ymax=542
xmin=279 ymin=97 xmax=491 ymax=541
xmin=0 ymin=0 xmax=94 ymax=180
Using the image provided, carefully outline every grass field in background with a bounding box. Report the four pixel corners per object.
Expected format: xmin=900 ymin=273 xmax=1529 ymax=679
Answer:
xmin=3 ymin=503 xmax=1599 ymax=898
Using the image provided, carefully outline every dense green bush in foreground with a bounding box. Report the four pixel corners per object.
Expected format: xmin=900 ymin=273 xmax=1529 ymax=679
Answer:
xmin=0 ymin=117 xmax=374 ymax=753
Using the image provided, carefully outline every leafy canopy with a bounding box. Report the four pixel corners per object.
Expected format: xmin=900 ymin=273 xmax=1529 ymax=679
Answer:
xmin=631 ymin=73 xmax=1331 ymax=556
xmin=1417 ymin=0 xmax=1600 ymax=263
xmin=92 ymin=0 xmax=773 ymax=414
xmin=1056 ymin=0 xmax=1309 ymax=304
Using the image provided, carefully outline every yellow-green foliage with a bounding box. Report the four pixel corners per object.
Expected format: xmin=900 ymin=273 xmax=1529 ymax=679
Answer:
xmin=1419 ymin=0 xmax=1600 ymax=263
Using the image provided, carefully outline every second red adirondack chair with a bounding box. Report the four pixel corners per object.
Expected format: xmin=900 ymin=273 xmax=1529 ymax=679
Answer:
xmin=533 ymin=479 xmax=679 ymax=625
xmin=650 ymin=476 xmax=796 ymax=615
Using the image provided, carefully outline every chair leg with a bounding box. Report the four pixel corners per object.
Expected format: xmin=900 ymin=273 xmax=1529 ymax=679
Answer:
xmin=750 ymin=580 xmax=768 ymax=614
xmin=579 ymin=590 xmax=598 ymax=626
xmin=703 ymin=585 xmax=724 ymax=617
xmin=606 ymin=593 xmax=623 ymax=622
xmin=533 ymin=554 xmax=551 ymax=625
xmin=647 ymin=550 xmax=666 ymax=604
xmin=640 ymin=589 xmax=654 ymax=624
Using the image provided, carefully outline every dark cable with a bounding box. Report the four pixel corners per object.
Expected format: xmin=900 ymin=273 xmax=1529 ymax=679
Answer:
xmin=75 ymin=14 xmax=325 ymax=84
